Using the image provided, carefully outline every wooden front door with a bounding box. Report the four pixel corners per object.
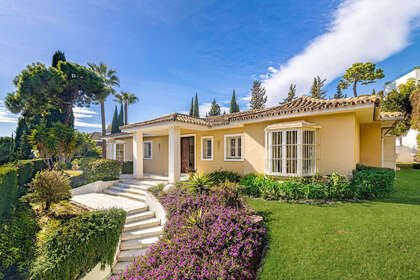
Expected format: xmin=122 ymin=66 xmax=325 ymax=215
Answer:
xmin=181 ymin=136 xmax=194 ymax=173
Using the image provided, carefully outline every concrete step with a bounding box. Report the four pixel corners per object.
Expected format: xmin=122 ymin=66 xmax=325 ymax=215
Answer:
xmin=117 ymin=248 xmax=148 ymax=262
xmin=122 ymin=226 xmax=164 ymax=241
xmin=120 ymin=236 xmax=160 ymax=250
xmin=104 ymin=189 xmax=146 ymax=202
xmin=125 ymin=205 xmax=148 ymax=215
xmin=126 ymin=211 xmax=155 ymax=223
xmin=135 ymin=180 xmax=167 ymax=186
xmin=116 ymin=182 xmax=149 ymax=191
xmin=124 ymin=218 xmax=161 ymax=232
xmin=110 ymin=186 xmax=147 ymax=196
xmin=113 ymin=261 xmax=132 ymax=273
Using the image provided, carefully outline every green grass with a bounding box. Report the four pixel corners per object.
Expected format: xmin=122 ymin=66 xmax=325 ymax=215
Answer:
xmin=246 ymin=169 xmax=420 ymax=280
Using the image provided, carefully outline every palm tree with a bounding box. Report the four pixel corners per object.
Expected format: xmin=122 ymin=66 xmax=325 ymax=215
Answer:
xmin=88 ymin=62 xmax=120 ymax=158
xmin=114 ymin=91 xmax=139 ymax=125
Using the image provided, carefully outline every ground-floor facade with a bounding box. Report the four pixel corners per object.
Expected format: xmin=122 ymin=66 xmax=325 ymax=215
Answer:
xmin=105 ymin=96 xmax=400 ymax=183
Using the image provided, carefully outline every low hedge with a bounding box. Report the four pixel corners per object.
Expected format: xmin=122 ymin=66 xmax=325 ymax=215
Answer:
xmin=122 ymin=161 xmax=133 ymax=174
xmin=208 ymin=170 xmax=242 ymax=184
xmin=0 ymin=166 xmax=18 ymax=217
xmin=85 ymin=159 xmax=121 ymax=181
xmin=31 ymin=208 xmax=126 ymax=280
xmin=241 ymin=165 xmax=395 ymax=201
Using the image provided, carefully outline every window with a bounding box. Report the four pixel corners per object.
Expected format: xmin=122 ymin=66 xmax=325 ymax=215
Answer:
xmin=266 ymin=128 xmax=318 ymax=176
xmin=116 ymin=144 xmax=124 ymax=161
xmin=224 ymin=134 xmax=243 ymax=161
xmin=201 ymin=136 xmax=213 ymax=160
xmin=144 ymin=141 xmax=152 ymax=159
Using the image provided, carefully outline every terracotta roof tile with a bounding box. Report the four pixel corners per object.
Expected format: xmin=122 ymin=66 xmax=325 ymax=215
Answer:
xmin=379 ymin=111 xmax=403 ymax=120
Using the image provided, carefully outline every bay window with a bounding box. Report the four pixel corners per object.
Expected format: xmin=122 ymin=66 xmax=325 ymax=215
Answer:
xmin=265 ymin=122 xmax=319 ymax=176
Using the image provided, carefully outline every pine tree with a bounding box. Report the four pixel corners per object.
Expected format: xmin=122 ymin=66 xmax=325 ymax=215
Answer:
xmin=193 ymin=93 xmax=200 ymax=117
xmin=372 ymin=88 xmax=376 ymax=95
xmin=52 ymin=50 xmax=66 ymax=68
xmin=118 ymin=104 xmax=124 ymax=127
xmin=111 ymin=106 xmax=120 ymax=134
xmin=250 ymin=80 xmax=267 ymax=110
xmin=13 ymin=118 xmax=32 ymax=159
xmin=189 ymin=97 xmax=194 ymax=116
xmin=208 ymin=98 xmax=221 ymax=116
xmin=334 ymin=84 xmax=346 ymax=99
xmin=281 ymin=84 xmax=296 ymax=104
xmin=230 ymin=89 xmax=240 ymax=113
xmin=310 ymin=76 xmax=327 ymax=99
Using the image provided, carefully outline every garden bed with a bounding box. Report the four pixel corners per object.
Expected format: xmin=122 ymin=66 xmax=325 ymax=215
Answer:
xmin=112 ymin=181 xmax=266 ymax=280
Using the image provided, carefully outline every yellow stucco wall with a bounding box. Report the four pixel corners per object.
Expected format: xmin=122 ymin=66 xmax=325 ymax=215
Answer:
xmin=143 ymin=135 xmax=169 ymax=174
xmin=359 ymin=123 xmax=382 ymax=167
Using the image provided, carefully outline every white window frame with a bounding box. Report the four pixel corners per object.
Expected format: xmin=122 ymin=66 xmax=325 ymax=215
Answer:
xmin=144 ymin=140 xmax=152 ymax=160
xmin=115 ymin=143 xmax=125 ymax=161
xmin=201 ymin=136 xmax=214 ymax=161
xmin=265 ymin=127 xmax=318 ymax=177
xmin=224 ymin=133 xmax=244 ymax=161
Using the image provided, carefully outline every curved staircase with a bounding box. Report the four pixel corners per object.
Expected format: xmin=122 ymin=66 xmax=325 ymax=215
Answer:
xmin=103 ymin=178 xmax=167 ymax=274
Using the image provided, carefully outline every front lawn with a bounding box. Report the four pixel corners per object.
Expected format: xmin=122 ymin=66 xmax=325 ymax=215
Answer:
xmin=246 ymin=169 xmax=420 ymax=280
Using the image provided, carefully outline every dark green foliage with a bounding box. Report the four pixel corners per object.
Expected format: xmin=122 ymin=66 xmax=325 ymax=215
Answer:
xmin=111 ymin=106 xmax=120 ymax=134
xmin=122 ymin=161 xmax=133 ymax=174
xmin=79 ymin=157 xmax=97 ymax=170
xmin=208 ymin=170 xmax=242 ymax=184
xmin=281 ymin=84 xmax=297 ymax=104
xmin=193 ymin=93 xmax=199 ymax=117
xmin=189 ymin=97 xmax=194 ymax=116
xmin=0 ymin=137 xmax=13 ymax=164
xmin=0 ymin=166 xmax=18 ymax=217
xmin=334 ymin=84 xmax=346 ymax=99
xmin=310 ymin=76 xmax=326 ymax=99
xmin=208 ymin=98 xmax=221 ymax=116
xmin=0 ymin=201 xmax=39 ymax=279
xmin=339 ymin=62 xmax=384 ymax=97
xmin=51 ymin=50 xmax=66 ymax=68
xmin=230 ymin=89 xmax=240 ymax=113
xmin=118 ymin=104 xmax=124 ymax=127
xmin=351 ymin=165 xmax=395 ymax=199
xmin=85 ymin=159 xmax=121 ymax=181
xmin=13 ymin=118 xmax=33 ymax=160
xmin=413 ymin=163 xmax=420 ymax=169
xmin=30 ymin=209 xmax=126 ymax=280
xmin=250 ymin=80 xmax=267 ymax=110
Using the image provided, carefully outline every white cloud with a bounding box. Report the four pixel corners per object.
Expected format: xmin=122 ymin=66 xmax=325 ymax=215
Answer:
xmin=261 ymin=0 xmax=420 ymax=105
xmin=74 ymin=120 xmax=102 ymax=128
xmin=0 ymin=100 xmax=18 ymax=123
xmin=73 ymin=106 xmax=101 ymax=128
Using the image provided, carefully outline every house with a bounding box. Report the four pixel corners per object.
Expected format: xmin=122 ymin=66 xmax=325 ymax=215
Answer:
xmin=104 ymin=95 xmax=402 ymax=183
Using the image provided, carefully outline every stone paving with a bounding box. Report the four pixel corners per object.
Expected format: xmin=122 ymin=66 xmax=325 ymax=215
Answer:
xmin=71 ymin=192 xmax=146 ymax=211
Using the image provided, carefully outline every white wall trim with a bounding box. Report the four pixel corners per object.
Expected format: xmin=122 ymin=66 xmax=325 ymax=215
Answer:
xmin=181 ymin=134 xmax=196 ymax=170
xmin=144 ymin=140 xmax=152 ymax=160
xmin=201 ymin=136 xmax=214 ymax=161
xmin=223 ymin=133 xmax=244 ymax=161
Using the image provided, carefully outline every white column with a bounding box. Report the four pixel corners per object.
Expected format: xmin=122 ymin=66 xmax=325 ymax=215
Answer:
xmin=133 ymin=131 xmax=144 ymax=179
xmin=168 ymin=126 xmax=181 ymax=183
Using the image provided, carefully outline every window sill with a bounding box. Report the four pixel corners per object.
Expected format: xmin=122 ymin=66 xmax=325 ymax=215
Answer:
xmin=144 ymin=158 xmax=152 ymax=160
xmin=201 ymin=158 xmax=213 ymax=161
xmin=224 ymin=158 xmax=244 ymax=162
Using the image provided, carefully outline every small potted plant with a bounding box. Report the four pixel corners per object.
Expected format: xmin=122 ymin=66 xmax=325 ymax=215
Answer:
xmin=71 ymin=159 xmax=80 ymax=170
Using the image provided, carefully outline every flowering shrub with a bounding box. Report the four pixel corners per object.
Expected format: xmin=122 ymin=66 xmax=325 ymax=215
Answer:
xmin=112 ymin=186 xmax=265 ymax=280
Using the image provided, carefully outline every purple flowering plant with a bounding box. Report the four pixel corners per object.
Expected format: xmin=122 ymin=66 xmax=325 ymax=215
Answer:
xmin=112 ymin=183 xmax=265 ymax=280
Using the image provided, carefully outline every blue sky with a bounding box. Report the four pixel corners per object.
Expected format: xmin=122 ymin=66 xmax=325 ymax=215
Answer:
xmin=1 ymin=0 xmax=420 ymax=136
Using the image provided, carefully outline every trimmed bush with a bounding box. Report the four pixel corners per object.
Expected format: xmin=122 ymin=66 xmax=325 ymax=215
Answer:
xmin=79 ymin=157 xmax=97 ymax=170
xmin=122 ymin=161 xmax=133 ymax=174
xmin=0 ymin=166 xmax=18 ymax=217
xmin=208 ymin=170 xmax=242 ymax=184
xmin=31 ymin=208 xmax=126 ymax=280
xmin=112 ymin=187 xmax=265 ymax=280
xmin=85 ymin=159 xmax=121 ymax=181
xmin=0 ymin=201 xmax=38 ymax=279
xmin=28 ymin=170 xmax=71 ymax=211
xmin=351 ymin=164 xmax=395 ymax=199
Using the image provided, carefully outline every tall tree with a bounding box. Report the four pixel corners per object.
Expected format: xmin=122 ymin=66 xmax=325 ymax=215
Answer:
xmin=189 ymin=97 xmax=194 ymax=116
xmin=281 ymin=84 xmax=297 ymax=104
xmin=339 ymin=62 xmax=384 ymax=97
xmin=118 ymin=103 xmax=124 ymax=127
xmin=382 ymin=79 xmax=417 ymax=141
xmin=88 ymin=62 xmax=120 ymax=158
xmin=111 ymin=106 xmax=120 ymax=134
xmin=230 ymin=89 xmax=240 ymax=113
xmin=114 ymin=91 xmax=139 ymax=125
xmin=372 ymin=88 xmax=376 ymax=96
xmin=310 ymin=76 xmax=327 ymax=99
xmin=410 ymin=86 xmax=420 ymax=131
xmin=193 ymin=93 xmax=199 ymax=117
xmin=250 ymin=80 xmax=267 ymax=110
xmin=334 ymin=84 xmax=346 ymax=99
xmin=208 ymin=98 xmax=221 ymax=116
xmin=52 ymin=50 xmax=66 ymax=68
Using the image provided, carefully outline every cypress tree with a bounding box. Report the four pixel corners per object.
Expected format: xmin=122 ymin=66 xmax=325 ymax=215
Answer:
xmin=52 ymin=50 xmax=66 ymax=68
xmin=208 ymin=98 xmax=221 ymax=116
xmin=189 ymin=97 xmax=194 ymax=116
xmin=250 ymin=80 xmax=267 ymax=110
xmin=310 ymin=76 xmax=327 ymax=99
xmin=111 ymin=106 xmax=119 ymax=134
xmin=281 ymin=84 xmax=297 ymax=104
xmin=230 ymin=89 xmax=240 ymax=113
xmin=118 ymin=104 xmax=124 ymax=127
xmin=193 ymin=93 xmax=199 ymax=117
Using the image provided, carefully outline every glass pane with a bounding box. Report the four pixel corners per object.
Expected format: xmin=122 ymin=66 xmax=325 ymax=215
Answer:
xmin=230 ymin=138 xmax=236 ymax=157
xmin=286 ymin=130 xmax=297 ymax=174
xmin=237 ymin=138 xmax=241 ymax=157
xmin=271 ymin=131 xmax=282 ymax=173
xmin=303 ymin=130 xmax=316 ymax=175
